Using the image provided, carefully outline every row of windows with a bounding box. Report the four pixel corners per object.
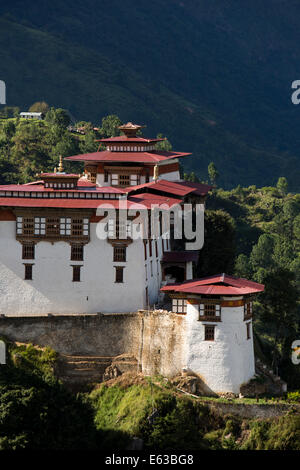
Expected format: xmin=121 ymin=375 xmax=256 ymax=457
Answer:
xmin=0 ymin=190 xmax=121 ymax=199
xmin=172 ymin=300 xmax=253 ymax=322
xmin=106 ymin=145 xmax=155 ymax=152
xmin=17 ymin=217 xmax=89 ymax=238
xmin=23 ymin=264 xmax=125 ymax=283
xmin=22 ymin=243 xmax=126 ymax=262
xmin=44 ymin=182 xmax=76 ymax=189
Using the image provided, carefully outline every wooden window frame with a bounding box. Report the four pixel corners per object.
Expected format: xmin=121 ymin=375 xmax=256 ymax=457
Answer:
xmin=24 ymin=263 xmax=33 ymax=280
xmin=113 ymin=246 xmax=126 ymax=262
xmin=71 ymin=244 xmax=84 ymax=261
xmin=204 ymin=325 xmax=215 ymax=341
xmin=72 ymin=265 xmax=82 ymax=282
xmin=246 ymin=322 xmax=251 ymax=340
xmin=22 ymin=243 xmax=35 ymax=260
xmin=118 ymin=174 xmax=130 ymax=187
xmin=115 ymin=266 xmax=124 ymax=283
xmin=198 ymin=303 xmax=221 ymax=322
xmin=172 ymin=299 xmax=187 ymax=314
xmin=244 ymin=301 xmax=253 ymax=321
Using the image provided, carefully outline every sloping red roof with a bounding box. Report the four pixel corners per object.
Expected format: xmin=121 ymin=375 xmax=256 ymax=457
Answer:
xmin=0 ymin=194 xmax=181 ymax=210
xmin=127 ymin=179 xmax=212 ymax=197
xmin=162 ymin=251 xmax=199 ymax=263
xmin=65 ymin=150 xmax=191 ymax=164
xmin=0 ymin=183 xmax=126 ymax=194
xmin=41 ymin=173 xmax=79 ymax=178
xmin=161 ymin=274 xmax=264 ymax=296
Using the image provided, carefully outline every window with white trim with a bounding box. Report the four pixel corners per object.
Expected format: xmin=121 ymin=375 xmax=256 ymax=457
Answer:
xmin=172 ymin=299 xmax=187 ymax=314
xmin=198 ymin=303 xmax=221 ymax=320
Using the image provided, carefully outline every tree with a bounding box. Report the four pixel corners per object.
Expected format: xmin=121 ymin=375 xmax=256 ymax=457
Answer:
xmin=29 ymin=102 xmax=49 ymax=114
xmin=99 ymin=115 xmax=122 ymax=138
xmin=234 ymin=254 xmax=252 ymax=278
xmin=155 ymin=133 xmax=172 ymax=151
xmin=45 ymin=108 xmax=70 ymax=129
xmin=184 ymin=171 xmax=200 ymax=183
xmin=196 ymin=210 xmax=236 ymax=277
xmin=208 ymin=162 xmax=219 ymax=185
xmin=276 ymin=177 xmax=288 ymax=196
xmin=250 ymin=234 xmax=275 ymax=272
xmin=258 ymin=268 xmax=299 ymax=372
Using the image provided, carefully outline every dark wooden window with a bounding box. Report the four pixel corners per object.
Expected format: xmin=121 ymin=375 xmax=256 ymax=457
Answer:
xmin=22 ymin=243 xmax=35 ymax=260
xmin=24 ymin=264 xmax=33 ymax=280
xmin=244 ymin=302 xmax=253 ymax=320
xmin=46 ymin=218 xmax=60 ymax=236
xmin=204 ymin=304 xmax=216 ymax=317
xmin=143 ymin=240 xmax=147 ymax=260
xmin=246 ymin=322 xmax=251 ymax=340
xmin=104 ymin=171 xmax=109 ymax=182
xmin=115 ymin=266 xmax=124 ymax=283
xmin=72 ymin=219 xmax=83 ymax=237
xmin=23 ymin=217 xmax=34 ymax=235
xmin=205 ymin=325 xmax=215 ymax=341
xmin=71 ymin=244 xmax=84 ymax=261
xmin=155 ymin=240 xmax=158 ymax=258
xmin=113 ymin=246 xmax=126 ymax=262
xmin=119 ymin=175 xmax=130 ymax=187
xmin=198 ymin=304 xmax=221 ymax=321
xmin=90 ymin=171 xmax=97 ymax=184
xmin=72 ymin=265 xmax=82 ymax=282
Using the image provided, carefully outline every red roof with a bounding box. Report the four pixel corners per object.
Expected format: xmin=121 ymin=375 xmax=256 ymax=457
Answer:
xmin=41 ymin=173 xmax=79 ymax=178
xmin=65 ymin=150 xmax=191 ymax=165
xmin=162 ymin=251 xmax=199 ymax=263
xmin=127 ymin=179 xmax=212 ymax=197
xmin=0 ymin=183 xmax=126 ymax=194
xmin=0 ymin=194 xmax=181 ymax=210
xmin=161 ymin=274 xmax=264 ymax=296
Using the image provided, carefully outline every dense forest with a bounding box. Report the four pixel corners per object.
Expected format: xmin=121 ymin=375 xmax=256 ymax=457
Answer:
xmin=0 ymin=108 xmax=299 ymax=449
xmin=1 ymin=0 xmax=300 ymax=190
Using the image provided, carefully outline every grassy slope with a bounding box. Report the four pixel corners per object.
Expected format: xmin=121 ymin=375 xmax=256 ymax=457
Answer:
xmin=89 ymin=377 xmax=300 ymax=450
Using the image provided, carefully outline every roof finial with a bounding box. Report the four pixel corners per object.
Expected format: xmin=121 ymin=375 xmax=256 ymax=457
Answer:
xmin=153 ymin=164 xmax=159 ymax=181
xmin=58 ymin=155 xmax=64 ymax=173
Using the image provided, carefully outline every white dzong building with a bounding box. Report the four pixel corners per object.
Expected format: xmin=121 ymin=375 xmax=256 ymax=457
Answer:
xmin=0 ymin=122 xmax=265 ymax=394
xmin=0 ymin=122 xmax=210 ymax=315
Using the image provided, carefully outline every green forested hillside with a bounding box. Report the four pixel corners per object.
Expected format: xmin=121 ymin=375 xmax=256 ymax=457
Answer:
xmin=1 ymin=1 xmax=300 ymax=189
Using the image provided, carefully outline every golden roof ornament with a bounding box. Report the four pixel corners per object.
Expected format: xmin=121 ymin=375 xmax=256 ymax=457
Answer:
xmin=58 ymin=155 xmax=64 ymax=173
xmin=118 ymin=122 xmax=146 ymax=138
xmin=153 ymin=164 xmax=159 ymax=181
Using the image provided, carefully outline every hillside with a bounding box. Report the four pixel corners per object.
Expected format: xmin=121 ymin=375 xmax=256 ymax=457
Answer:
xmin=0 ymin=339 xmax=299 ymax=450
xmin=1 ymin=1 xmax=300 ymax=189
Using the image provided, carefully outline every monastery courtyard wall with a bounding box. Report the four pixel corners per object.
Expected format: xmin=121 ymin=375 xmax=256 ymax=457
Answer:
xmin=0 ymin=310 xmax=186 ymax=378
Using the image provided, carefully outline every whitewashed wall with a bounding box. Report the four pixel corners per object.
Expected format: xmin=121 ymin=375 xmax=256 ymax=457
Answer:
xmin=0 ymin=221 xmax=149 ymax=315
xmin=184 ymin=299 xmax=255 ymax=394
